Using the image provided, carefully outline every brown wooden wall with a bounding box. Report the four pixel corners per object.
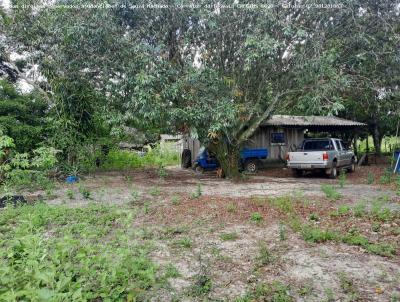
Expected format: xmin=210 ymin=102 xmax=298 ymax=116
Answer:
xmin=245 ymin=127 xmax=305 ymax=160
xmin=182 ymin=126 xmax=305 ymax=162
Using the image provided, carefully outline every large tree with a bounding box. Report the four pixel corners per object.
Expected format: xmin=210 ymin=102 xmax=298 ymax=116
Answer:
xmin=3 ymin=0 xmax=398 ymax=175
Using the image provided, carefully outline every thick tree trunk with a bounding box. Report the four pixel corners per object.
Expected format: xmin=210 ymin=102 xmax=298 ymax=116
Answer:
xmin=372 ymin=124 xmax=382 ymax=156
xmin=208 ymin=140 xmax=241 ymax=179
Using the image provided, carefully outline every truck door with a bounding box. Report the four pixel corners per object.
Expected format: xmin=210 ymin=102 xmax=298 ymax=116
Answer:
xmin=334 ymin=139 xmax=346 ymax=167
xmin=339 ymin=140 xmax=352 ymax=165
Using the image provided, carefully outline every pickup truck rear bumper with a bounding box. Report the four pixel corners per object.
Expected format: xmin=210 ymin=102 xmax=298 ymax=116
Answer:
xmin=287 ymin=163 xmax=331 ymax=169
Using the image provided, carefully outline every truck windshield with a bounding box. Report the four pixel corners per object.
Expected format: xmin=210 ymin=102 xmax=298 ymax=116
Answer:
xmin=302 ymin=140 xmax=333 ymax=151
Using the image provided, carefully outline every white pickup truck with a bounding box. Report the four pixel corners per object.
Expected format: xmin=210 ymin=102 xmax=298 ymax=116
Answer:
xmin=286 ymin=138 xmax=356 ymax=178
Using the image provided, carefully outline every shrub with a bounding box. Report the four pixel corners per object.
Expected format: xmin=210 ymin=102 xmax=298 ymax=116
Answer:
xmin=250 ymin=212 xmax=263 ymax=223
xmin=0 ymin=132 xmax=58 ymax=190
xmin=321 ymin=184 xmax=342 ymax=201
xmin=255 ymin=242 xmax=274 ymax=267
xmin=302 ymin=226 xmax=338 ymax=243
xmin=102 ymin=145 xmax=179 ymax=171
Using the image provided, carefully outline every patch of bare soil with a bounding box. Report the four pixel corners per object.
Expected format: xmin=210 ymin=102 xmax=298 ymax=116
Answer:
xmin=39 ymin=167 xmax=400 ymax=301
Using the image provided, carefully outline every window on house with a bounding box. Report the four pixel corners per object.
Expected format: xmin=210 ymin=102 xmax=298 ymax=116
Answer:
xmin=271 ymin=132 xmax=285 ymax=144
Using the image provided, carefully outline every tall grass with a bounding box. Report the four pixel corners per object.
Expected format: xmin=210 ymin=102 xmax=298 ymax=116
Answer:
xmin=102 ymin=145 xmax=179 ymax=170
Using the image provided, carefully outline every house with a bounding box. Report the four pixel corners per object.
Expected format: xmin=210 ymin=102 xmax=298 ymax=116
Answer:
xmin=182 ymin=115 xmax=366 ymax=164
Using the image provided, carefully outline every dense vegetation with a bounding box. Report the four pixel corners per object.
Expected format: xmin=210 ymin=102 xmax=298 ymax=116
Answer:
xmin=0 ymin=1 xmax=399 ymax=175
xmin=0 ymin=203 xmax=157 ymax=301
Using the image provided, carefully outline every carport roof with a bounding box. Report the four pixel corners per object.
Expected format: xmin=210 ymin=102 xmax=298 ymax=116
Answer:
xmin=261 ymin=115 xmax=366 ymax=128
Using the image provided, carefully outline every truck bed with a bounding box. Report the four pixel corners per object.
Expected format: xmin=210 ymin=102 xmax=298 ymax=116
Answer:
xmin=240 ymin=148 xmax=268 ymax=160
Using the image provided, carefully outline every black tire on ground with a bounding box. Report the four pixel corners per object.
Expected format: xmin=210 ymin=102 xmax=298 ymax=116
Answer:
xmin=292 ymin=169 xmax=303 ymax=177
xmin=181 ymin=149 xmax=192 ymax=168
xmin=329 ymin=161 xmax=338 ymax=179
xmin=244 ymin=159 xmax=258 ymax=173
xmin=348 ymin=158 xmax=356 ymax=173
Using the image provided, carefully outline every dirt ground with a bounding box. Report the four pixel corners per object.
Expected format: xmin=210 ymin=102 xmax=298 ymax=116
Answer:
xmin=41 ymin=165 xmax=399 ymax=301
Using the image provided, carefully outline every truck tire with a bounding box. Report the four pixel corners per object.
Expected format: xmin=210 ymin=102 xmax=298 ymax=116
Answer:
xmin=329 ymin=162 xmax=338 ymax=179
xmin=292 ymin=169 xmax=303 ymax=177
xmin=244 ymin=159 xmax=258 ymax=173
xmin=181 ymin=149 xmax=192 ymax=168
xmin=348 ymin=158 xmax=356 ymax=173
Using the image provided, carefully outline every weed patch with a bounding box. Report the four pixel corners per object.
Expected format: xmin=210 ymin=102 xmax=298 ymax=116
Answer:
xmin=0 ymin=203 xmax=157 ymax=301
xmin=235 ymin=281 xmax=293 ymax=302
xmin=190 ymin=183 xmax=202 ymax=199
xmin=255 ymin=242 xmax=274 ymax=268
xmin=172 ymin=237 xmax=192 ymax=249
xmin=219 ymin=232 xmax=239 ymax=241
xmin=321 ymin=184 xmax=342 ymax=201
xmin=250 ymin=212 xmax=263 ymax=223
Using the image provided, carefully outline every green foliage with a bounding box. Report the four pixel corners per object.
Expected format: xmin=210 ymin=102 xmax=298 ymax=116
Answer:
xmin=353 ymin=202 xmax=367 ymax=217
xmin=148 ymin=186 xmax=160 ymax=196
xmin=308 ymin=213 xmax=320 ymax=221
xmin=255 ymin=242 xmax=274 ymax=267
xmin=236 ymin=281 xmax=293 ymax=302
xmin=66 ymin=189 xmax=74 ymax=200
xmin=190 ymin=274 xmax=212 ymax=296
xmin=267 ymin=196 xmax=294 ymax=213
xmin=219 ymin=232 xmax=239 ymax=241
xmin=78 ymin=186 xmax=91 ymax=199
xmin=0 ymin=80 xmax=48 ymax=152
xmin=367 ymin=172 xmax=375 ymax=185
xmin=172 ymin=237 xmax=192 ymax=249
xmin=302 ymin=226 xmax=339 ymax=243
xmin=163 ymin=264 xmax=181 ymax=279
xmin=0 ymin=203 xmax=157 ymax=301
xmin=170 ymin=195 xmax=180 ymax=205
xmin=102 ymin=147 xmax=179 ymax=171
xmin=250 ymin=212 xmax=263 ymax=223
xmin=380 ymin=168 xmax=393 ymax=184
xmin=321 ymin=184 xmax=342 ymax=201
xmin=190 ymin=183 xmax=202 ymax=199
xmin=336 ymin=205 xmax=351 ymax=216
xmin=338 ymin=272 xmax=359 ymax=300
xmin=301 ymin=225 xmax=396 ymax=257
xmin=279 ymin=223 xmax=286 ymax=241
xmin=0 ymin=133 xmax=58 ymax=190
xmin=338 ymin=171 xmax=346 ymax=188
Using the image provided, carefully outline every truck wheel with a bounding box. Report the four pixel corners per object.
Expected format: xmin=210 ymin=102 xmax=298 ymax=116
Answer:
xmin=292 ymin=169 xmax=303 ymax=177
xmin=181 ymin=149 xmax=191 ymax=168
xmin=348 ymin=159 xmax=356 ymax=173
xmin=329 ymin=162 xmax=338 ymax=179
xmin=244 ymin=159 xmax=258 ymax=173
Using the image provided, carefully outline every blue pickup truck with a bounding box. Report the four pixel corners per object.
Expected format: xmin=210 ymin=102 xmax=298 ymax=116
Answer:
xmin=193 ymin=147 xmax=268 ymax=173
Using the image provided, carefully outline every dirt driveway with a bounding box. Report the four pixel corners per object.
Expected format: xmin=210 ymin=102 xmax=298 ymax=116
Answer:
xmin=48 ymin=165 xmax=398 ymax=208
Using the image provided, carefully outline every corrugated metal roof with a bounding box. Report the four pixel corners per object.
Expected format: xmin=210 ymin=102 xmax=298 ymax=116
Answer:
xmin=261 ymin=115 xmax=366 ymax=127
